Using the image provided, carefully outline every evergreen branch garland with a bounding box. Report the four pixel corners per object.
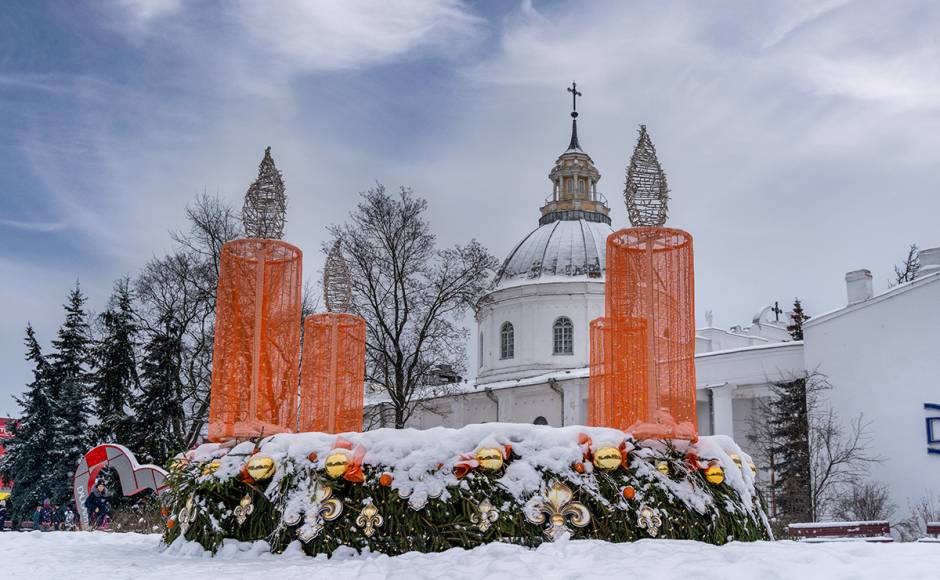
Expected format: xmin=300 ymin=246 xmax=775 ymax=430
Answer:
xmin=162 ymin=444 xmax=769 ymax=556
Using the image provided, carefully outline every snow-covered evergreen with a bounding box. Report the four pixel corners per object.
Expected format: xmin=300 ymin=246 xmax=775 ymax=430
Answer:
xmin=127 ymin=314 xmax=185 ymax=466
xmin=91 ymin=278 xmax=140 ymax=445
xmin=768 ymin=376 xmax=812 ymax=523
xmin=0 ymin=325 xmax=56 ymax=518
xmin=46 ymin=283 xmax=93 ymax=505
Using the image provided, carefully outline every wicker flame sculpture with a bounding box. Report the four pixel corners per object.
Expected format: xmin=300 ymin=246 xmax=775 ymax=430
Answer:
xmin=298 ymin=241 xmax=365 ymax=433
xmin=624 ymin=125 xmax=669 ymax=228
xmin=208 ymin=239 xmax=303 ymax=441
xmin=242 ymin=147 xmax=287 ymax=239
xmin=589 ymin=126 xmax=697 ymax=440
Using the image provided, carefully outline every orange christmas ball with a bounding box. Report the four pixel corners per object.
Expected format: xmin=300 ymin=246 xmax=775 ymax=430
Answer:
xmin=574 ymin=462 xmax=585 ymax=474
xmin=166 ymin=519 xmax=176 ymax=529
xmin=379 ymin=472 xmax=393 ymax=487
xmin=622 ymin=486 xmax=636 ymax=500
xmin=307 ymin=452 xmax=318 ymax=463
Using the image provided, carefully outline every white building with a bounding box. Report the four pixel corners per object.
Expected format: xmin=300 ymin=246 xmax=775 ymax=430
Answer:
xmin=372 ymin=108 xmax=940 ymax=521
xmin=804 ymin=250 xmax=940 ymax=516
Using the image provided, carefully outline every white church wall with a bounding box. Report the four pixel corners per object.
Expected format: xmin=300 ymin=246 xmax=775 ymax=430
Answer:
xmin=476 ymin=281 xmax=605 ymax=383
xmin=803 ymin=271 xmax=940 ymax=516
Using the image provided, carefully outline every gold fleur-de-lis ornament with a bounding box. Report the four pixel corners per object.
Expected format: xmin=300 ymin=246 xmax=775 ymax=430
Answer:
xmin=470 ymin=498 xmax=500 ymax=533
xmin=355 ymin=500 xmax=383 ymax=538
xmin=178 ymin=496 xmax=197 ymax=535
xmin=524 ymin=480 xmax=591 ymax=541
xmin=234 ymin=494 xmax=254 ymax=526
xmin=284 ymin=481 xmax=344 ymax=543
xmin=637 ymin=503 xmax=663 ymax=537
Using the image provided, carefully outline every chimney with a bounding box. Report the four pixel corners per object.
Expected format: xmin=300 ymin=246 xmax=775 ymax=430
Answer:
xmin=916 ymin=247 xmax=940 ymax=279
xmin=845 ymin=269 xmax=873 ymax=305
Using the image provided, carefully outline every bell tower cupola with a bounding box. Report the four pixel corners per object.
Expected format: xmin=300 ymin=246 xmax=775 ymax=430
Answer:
xmin=539 ymin=82 xmax=610 ymax=226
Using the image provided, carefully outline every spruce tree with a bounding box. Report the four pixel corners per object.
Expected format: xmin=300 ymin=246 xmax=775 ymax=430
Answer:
xmin=769 ymin=376 xmax=813 ymax=524
xmin=128 ymin=315 xmax=185 ymax=466
xmin=0 ymin=325 xmax=56 ymax=519
xmin=91 ymin=278 xmax=139 ymax=444
xmin=46 ymin=283 xmax=93 ymax=505
xmin=787 ymin=298 xmax=810 ymax=340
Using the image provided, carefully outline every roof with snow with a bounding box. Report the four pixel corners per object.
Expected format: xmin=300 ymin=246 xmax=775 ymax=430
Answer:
xmin=492 ymin=218 xmax=612 ymax=289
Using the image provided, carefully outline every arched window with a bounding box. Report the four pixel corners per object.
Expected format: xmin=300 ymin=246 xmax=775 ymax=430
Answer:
xmin=500 ymin=322 xmax=514 ymax=360
xmin=533 ymin=416 xmax=548 ymax=425
xmin=553 ymin=317 xmax=573 ymax=355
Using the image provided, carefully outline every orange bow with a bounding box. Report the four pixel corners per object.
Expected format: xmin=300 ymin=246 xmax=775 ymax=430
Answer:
xmin=453 ymin=452 xmax=479 ymax=479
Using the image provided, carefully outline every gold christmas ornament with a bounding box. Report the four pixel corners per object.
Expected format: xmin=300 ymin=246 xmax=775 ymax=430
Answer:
xmin=202 ymin=459 xmax=221 ymax=476
xmin=592 ymin=447 xmax=622 ymax=471
xmin=246 ymin=455 xmax=276 ymax=481
xmin=655 ymin=461 xmax=669 ymax=476
xmin=524 ymin=480 xmax=591 ymax=541
xmin=637 ymin=503 xmax=663 ymax=538
xmin=476 ymin=448 xmax=504 ymax=471
xmin=470 ymin=498 xmax=500 ymax=533
xmin=177 ymin=496 xmax=197 ymax=535
xmin=748 ymin=460 xmax=757 ymax=475
xmin=325 ymin=451 xmax=351 ymax=479
xmin=293 ymin=482 xmax=344 ymax=543
xmin=729 ymin=453 xmax=742 ymax=470
xmin=234 ymin=494 xmax=254 ymax=526
xmin=355 ymin=500 xmax=383 ymax=538
xmin=704 ymin=465 xmax=725 ymax=485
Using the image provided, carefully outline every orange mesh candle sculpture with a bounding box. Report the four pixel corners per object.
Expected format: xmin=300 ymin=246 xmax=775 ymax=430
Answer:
xmin=208 ymin=239 xmax=302 ymax=441
xmin=298 ymin=241 xmax=366 ymax=433
xmin=589 ymin=126 xmax=697 ymax=440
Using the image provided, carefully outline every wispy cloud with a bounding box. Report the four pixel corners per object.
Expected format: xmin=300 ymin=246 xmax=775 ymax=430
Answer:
xmin=0 ymin=218 xmax=67 ymax=233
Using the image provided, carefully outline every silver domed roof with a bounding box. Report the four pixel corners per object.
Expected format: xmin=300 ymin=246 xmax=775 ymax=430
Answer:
xmin=492 ymin=219 xmax=613 ymax=289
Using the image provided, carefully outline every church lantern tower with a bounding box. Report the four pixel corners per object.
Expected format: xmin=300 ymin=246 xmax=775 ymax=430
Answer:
xmin=540 ymin=82 xmax=610 ymax=227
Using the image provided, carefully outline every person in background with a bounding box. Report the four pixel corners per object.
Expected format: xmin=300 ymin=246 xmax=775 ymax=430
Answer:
xmin=0 ymin=500 xmax=7 ymax=531
xmin=39 ymin=499 xmax=54 ymax=531
xmin=52 ymin=503 xmax=63 ymax=530
xmin=31 ymin=505 xmax=42 ymax=529
xmin=63 ymin=505 xmax=75 ymax=530
xmin=83 ymin=482 xmax=110 ymax=529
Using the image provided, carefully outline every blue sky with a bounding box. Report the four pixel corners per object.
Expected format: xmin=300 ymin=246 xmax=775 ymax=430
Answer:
xmin=3 ymin=0 xmax=940 ymax=412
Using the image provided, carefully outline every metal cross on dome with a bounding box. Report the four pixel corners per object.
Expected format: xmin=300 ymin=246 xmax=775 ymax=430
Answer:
xmin=567 ymin=81 xmax=582 ymax=117
xmin=770 ymin=301 xmax=783 ymax=322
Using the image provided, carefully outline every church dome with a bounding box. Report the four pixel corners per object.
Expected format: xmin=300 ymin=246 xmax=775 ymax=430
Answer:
xmin=492 ymin=82 xmax=613 ymax=290
xmin=492 ymin=219 xmax=613 ymax=289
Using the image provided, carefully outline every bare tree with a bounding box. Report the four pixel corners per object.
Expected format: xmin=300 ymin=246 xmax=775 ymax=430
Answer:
xmin=891 ymin=244 xmax=920 ymax=287
xmin=748 ymin=371 xmax=881 ymax=524
xmin=135 ymin=194 xmax=241 ymax=447
xmin=330 ymin=184 xmax=497 ymax=428
xmin=808 ymin=398 xmax=881 ymax=519
xmin=832 ymin=481 xmax=895 ymax=522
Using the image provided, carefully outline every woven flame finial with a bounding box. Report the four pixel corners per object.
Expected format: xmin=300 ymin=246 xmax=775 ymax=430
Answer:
xmin=624 ymin=125 xmax=669 ymax=227
xmin=242 ymin=146 xmax=287 ymax=239
xmin=324 ymin=240 xmax=353 ymax=313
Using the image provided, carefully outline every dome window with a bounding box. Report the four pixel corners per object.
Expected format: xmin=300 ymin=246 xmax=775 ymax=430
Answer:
xmin=553 ymin=317 xmax=574 ymax=355
xmin=533 ymin=416 xmax=548 ymax=425
xmin=500 ymin=322 xmax=515 ymax=359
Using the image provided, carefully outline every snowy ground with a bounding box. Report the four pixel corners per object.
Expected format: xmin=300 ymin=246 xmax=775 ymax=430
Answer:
xmin=2 ymin=532 xmax=940 ymax=580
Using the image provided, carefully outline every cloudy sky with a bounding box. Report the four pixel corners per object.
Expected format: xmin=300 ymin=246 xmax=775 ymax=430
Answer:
xmin=2 ymin=0 xmax=940 ymax=412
